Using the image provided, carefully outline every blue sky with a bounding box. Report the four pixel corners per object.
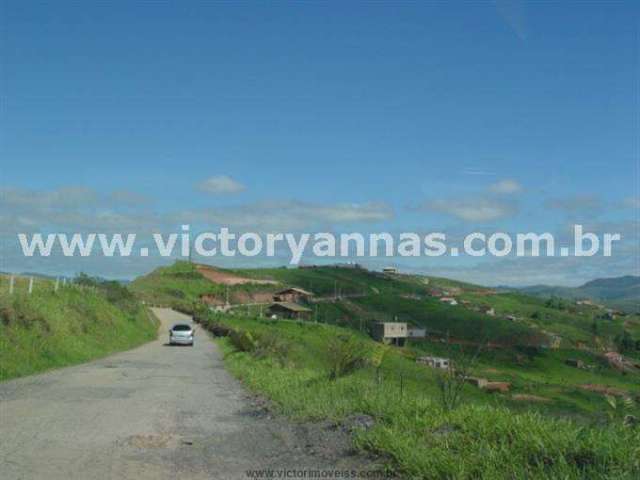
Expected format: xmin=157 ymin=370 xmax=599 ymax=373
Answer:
xmin=1 ymin=1 xmax=638 ymax=285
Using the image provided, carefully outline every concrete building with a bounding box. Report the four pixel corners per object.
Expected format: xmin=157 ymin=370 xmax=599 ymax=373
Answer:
xmin=464 ymin=377 xmax=489 ymax=388
xmin=407 ymin=327 xmax=427 ymax=338
xmin=416 ymin=356 xmax=451 ymax=370
xmin=372 ymin=322 xmax=408 ymax=345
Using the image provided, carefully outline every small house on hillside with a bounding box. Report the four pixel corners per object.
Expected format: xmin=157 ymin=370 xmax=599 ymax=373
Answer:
xmin=408 ymin=327 xmax=427 ymax=338
xmin=440 ymin=297 xmax=458 ymax=306
xmin=267 ymin=302 xmax=312 ymax=320
xmin=273 ymin=287 xmax=313 ymax=303
xmin=464 ymin=377 xmax=489 ymax=388
xmin=372 ymin=322 xmax=407 ymax=345
xmin=417 ymin=356 xmax=450 ymax=370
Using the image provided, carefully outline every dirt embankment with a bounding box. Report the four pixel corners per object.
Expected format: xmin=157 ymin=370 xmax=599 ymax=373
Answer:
xmin=196 ymin=265 xmax=278 ymax=286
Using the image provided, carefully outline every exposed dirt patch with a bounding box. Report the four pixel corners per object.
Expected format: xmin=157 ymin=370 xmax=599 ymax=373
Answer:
xmin=240 ymin=393 xmax=387 ymax=474
xmin=196 ymin=265 xmax=278 ymax=286
xmin=232 ymin=291 xmax=276 ymax=304
xmin=201 ymin=291 xmax=276 ymax=306
xmin=579 ymin=384 xmax=628 ymax=397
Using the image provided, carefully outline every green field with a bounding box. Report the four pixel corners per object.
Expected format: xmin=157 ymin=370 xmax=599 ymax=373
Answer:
xmin=0 ymin=274 xmax=158 ymax=381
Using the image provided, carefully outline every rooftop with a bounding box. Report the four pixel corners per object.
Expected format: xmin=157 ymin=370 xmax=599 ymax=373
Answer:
xmin=269 ymin=302 xmax=312 ymax=313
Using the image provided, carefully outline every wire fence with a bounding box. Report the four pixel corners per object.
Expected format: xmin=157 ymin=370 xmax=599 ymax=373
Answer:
xmin=0 ymin=274 xmax=83 ymax=296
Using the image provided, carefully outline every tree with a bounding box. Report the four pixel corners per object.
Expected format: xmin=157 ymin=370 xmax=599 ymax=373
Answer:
xmin=614 ymin=330 xmax=634 ymax=353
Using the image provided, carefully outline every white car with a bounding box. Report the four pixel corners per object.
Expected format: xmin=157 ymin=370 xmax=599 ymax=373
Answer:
xmin=169 ymin=323 xmax=195 ymax=346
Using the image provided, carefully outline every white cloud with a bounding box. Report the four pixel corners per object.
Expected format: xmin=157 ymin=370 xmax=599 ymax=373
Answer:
xmin=197 ymin=175 xmax=245 ymax=195
xmin=421 ymin=198 xmax=516 ymax=222
xmin=489 ymin=179 xmax=522 ymax=194
xmin=0 ymin=186 xmax=158 ymax=234
xmin=178 ymin=201 xmax=393 ymax=231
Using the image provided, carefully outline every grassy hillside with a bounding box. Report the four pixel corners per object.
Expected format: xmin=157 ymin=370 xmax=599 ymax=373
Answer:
xmin=132 ymin=262 xmax=640 ymax=417
xmin=129 ymin=261 xmax=221 ymax=312
xmin=130 ymin=261 xmax=281 ymax=313
xmin=135 ymin=262 xmax=640 ymax=353
xmin=0 ymin=274 xmax=158 ymax=381
xmin=200 ymin=313 xmax=640 ymax=479
xmin=131 ymin=262 xmax=640 ymax=476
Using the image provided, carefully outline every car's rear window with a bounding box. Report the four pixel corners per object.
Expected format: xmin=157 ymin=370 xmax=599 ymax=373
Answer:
xmin=172 ymin=324 xmax=192 ymax=331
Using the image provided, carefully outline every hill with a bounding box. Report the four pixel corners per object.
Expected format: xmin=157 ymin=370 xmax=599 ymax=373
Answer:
xmin=131 ymin=262 xmax=640 ymax=476
xmin=0 ymin=273 xmax=158 ymax=380
xmin=132 ymin=262 xmax=640 ymax=351
xmin=518 ymin=276 xmax=640 ymax=313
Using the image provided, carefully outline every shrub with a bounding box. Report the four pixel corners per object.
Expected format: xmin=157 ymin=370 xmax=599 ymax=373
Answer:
xmin=326 ymin=334 xmax=369 ymax=380
xmin=252 ymin=331 xmax=292 ymax=366
xmin=229 ymin=329 xmax=258 ymax=353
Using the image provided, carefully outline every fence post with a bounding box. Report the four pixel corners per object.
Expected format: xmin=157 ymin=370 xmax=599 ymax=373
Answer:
xmin=55 ymin=277 xmax=59 ymax=292
xmin=400 ymin=374 xmax=404 ymax=399
xmin=28 ymin=277 xmax=34 ymax=294
xmin=9 ymin=275 xmax=14 ymax=295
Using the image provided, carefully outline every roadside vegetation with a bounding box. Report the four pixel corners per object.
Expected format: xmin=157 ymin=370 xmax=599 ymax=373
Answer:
xmin=0 ymin=274 xmax=158 ymax=381
xmin=200 ymin=313 xmax=640 ymax=479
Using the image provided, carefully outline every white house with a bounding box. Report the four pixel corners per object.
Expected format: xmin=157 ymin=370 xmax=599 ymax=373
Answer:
xmin=417 ymin=356 xmax=451 ymax=370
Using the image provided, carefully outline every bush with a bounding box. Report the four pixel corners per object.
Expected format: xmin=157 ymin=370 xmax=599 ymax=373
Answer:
xmin=229 ymin=329 xmax=258 ymax=353
xmin=326 ymin=334 xmax=369 ymax=380
xmin=252 ymin=331 xmax=292 ymax=366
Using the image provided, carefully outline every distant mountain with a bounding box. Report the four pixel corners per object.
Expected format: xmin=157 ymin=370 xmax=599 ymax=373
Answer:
xmin=517 ymin=276 xmax=640 ymax=313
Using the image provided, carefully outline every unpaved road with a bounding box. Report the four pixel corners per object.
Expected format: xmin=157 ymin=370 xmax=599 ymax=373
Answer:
xmin=0 ymin=308 xmax=365 ymax=480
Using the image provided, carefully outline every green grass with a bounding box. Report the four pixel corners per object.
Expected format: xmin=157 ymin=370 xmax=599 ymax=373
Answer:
xmin=207 ymin=314 xmax=640 ymax=479
xmin=129 ymin=261 xmax=221 ymax=312
xmin=0 ymin=276 xmax=158 ymax=381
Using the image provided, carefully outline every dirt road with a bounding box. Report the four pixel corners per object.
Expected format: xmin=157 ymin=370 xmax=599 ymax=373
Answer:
xmin=0 ymin=308 xmax=364 ymax=480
